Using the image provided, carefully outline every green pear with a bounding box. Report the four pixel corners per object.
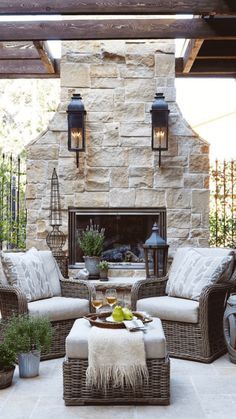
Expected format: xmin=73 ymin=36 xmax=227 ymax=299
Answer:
xmin=112 ymin=306 xmax=124 ymax=322
xmin=122 ymin=308 xmax=133 ymax=320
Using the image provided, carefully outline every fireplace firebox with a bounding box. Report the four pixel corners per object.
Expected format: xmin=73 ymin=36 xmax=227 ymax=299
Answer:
xmin=68 ymin=207 xmax=166 ymax=266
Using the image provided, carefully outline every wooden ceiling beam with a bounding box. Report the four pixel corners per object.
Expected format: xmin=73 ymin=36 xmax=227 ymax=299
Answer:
xmin=183 ymin=39 xmax=204 ymax=73
xmin=176 ymin=56 xmax=236 ymax=75
xmin=0 ymin=1 xmax=235 ymax=15
xmin=198 ymin=39 xmax=236 ymax=56
xmin=0 ymin=41 xmax=39 ymax=59
xmin=0 ymin=18 xmax=236 ymax=41
xmin=0 ymin=58 xmax=60 ymax=77
xmin=33 ymin=41 xmax=55 ymax=73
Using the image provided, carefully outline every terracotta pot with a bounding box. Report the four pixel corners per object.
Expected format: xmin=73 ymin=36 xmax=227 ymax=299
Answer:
xmin=0 ymin=366 xmax=15 ymax=389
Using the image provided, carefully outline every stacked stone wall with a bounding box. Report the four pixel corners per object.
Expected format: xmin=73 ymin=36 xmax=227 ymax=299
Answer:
xmin=26 ymin=40 xmax=210 ymax=256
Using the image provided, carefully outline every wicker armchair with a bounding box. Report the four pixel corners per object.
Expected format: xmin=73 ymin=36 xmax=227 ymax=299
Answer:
xmin=131 ymin=248 xmax=236 ymax=363
xmin=0 ymin=278 xmax=95 ymax=360
xmin=0 ymin=251 xmax=95 ymax=361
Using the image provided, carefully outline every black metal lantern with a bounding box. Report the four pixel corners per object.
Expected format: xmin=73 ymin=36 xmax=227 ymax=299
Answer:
xmin=143 ymin=222 xmax=169 ymax=279
xmin=150 ymin=93 xmax=169 ymax=167
xmin=67 ymin=93 xmax=86 ymax=168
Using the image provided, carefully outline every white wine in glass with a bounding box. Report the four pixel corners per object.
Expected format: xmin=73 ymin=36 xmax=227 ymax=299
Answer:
xmin=91 ymin=292 xmax=104 ymax=313
xmin=105 ymin=289 xmax=118 ymax=308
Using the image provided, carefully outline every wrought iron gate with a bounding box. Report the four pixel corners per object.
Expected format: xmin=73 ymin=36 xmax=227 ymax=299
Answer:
xmin=0 ymin=153 xmax=26 ymax=250
xmin=210 ymin=159 xmax=235 ymax=248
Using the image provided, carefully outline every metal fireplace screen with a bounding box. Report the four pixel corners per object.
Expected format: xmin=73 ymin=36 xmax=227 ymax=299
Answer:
xmin=68 ymin=208 xmax=166 ymax=266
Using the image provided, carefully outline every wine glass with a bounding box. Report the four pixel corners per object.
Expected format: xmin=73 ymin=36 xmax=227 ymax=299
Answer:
xmin=91 ymin=291 xmax=104 ymax=314
xmin=105 ymin=289 xmax=118 ymax=310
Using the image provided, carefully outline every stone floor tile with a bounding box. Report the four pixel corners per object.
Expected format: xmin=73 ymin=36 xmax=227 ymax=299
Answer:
xmin=1 ymin=355 xmax=236 ymax=418
xmin=199 ymin=394 xmax=236 ymax=419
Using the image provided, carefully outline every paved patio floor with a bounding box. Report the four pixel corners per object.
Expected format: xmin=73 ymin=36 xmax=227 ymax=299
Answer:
xmin=0 ymin=354 xmax=236 ymax=419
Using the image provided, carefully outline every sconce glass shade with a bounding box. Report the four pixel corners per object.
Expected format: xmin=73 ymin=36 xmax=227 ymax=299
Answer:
xmin=143 ymin=222 xmax=169 ymax=278
xmin=67 ymin=93 xmax=86 ymax=152
xmin=151 ymin=93 xmax=169 ymax=166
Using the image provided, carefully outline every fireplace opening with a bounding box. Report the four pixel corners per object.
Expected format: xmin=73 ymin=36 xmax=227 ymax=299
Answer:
xmin=68 ymin=208 xmax=166 ymax=266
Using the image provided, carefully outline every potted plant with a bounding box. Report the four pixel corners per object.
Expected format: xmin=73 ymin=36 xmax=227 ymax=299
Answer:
xmin=4 ymin=315 xmax=53 ymax=378
xmin=0 ymin=340 xmax=16 ymax=389
xmin=98 ymin=260 xmax=109 ymax=281
xmin=78 ymin=220 xmax=105 ymax=278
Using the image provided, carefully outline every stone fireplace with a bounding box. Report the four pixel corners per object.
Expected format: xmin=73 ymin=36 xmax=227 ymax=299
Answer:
xmin=26 ymin=40 xmax=210 ymax=265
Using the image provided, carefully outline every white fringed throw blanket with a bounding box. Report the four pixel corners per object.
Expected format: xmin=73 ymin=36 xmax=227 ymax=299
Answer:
xmin=86 ymin=327 xmax=148 ymax=390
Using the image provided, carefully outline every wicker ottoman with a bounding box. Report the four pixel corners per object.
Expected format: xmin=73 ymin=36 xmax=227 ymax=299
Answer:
xmin=63 ymin=317 xmax=170 ymax=405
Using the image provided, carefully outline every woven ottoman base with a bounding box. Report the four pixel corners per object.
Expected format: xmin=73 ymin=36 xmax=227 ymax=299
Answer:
xmin=63 ymin=356 xmax=170 ymax=405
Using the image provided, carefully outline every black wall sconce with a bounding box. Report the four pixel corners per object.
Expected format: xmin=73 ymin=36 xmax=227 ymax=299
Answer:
xmin=150 ymin=93 xmax=169 ymax=167
xmin=67 ymin=93 xmax=86 ymax=168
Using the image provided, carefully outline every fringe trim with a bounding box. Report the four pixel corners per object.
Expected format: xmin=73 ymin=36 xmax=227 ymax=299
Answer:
xmin=86 ymin=364 xmax=149 ymax=390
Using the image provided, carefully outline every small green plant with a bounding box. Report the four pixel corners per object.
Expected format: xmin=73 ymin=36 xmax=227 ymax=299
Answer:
xmin=4 ymin=315 xmax=53 ymax=353
xmin=0 ymin=341 xmax=16 ymax=371
xmin=98 ymin=260 xmax=109 ymax=271
xmin=78 ymin=220 xmax=105 ymax=257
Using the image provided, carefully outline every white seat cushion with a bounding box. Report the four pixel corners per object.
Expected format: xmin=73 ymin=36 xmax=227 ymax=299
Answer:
xmin=38 ymin=251 xmax=62 ymax=296
xmin=28 ymin=296 xmax=89 ymax=322
xmin=166 ymin=247 xmax=234 ymax=301
xmin=66 ymin=317 xmax=166 ymax=359
xmin=137 ymin=296 xmax=199 ymax=324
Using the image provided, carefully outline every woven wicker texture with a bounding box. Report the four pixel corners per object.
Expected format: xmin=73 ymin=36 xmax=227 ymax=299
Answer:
xmin=131 ymin=265 xmax=236 ymax=363
xmin=0 ymin=279 xmax=95 ymax=360
xmin=63 ymin=357 xmax=170 ymax=405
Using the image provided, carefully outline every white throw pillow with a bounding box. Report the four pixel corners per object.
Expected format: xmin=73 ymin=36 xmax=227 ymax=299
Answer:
xmin=38 ymin=251 xmax=62 ymax=296
xmin=1 ymin=248 xmax=53 ymax=302
xmin=167 ymin=248 xmax=233 ymax=301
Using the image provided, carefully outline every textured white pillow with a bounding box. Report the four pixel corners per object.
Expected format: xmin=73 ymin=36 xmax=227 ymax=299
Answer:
xmin=167 ymin=248 xmax=233 ymax=301
xmin=1 ymin=248 xmax=53 ymax=302
xmin=38 ymin=251 xmax=62 ymax=296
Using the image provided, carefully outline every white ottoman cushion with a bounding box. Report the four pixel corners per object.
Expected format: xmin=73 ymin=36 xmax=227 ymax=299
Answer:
xmin=28 ymin=296 xmax=89 ymax=322
xmin=66 ymin=317 xmax=166 ymax=360
xmin=137 ymin=296 xmax=199 ymax=324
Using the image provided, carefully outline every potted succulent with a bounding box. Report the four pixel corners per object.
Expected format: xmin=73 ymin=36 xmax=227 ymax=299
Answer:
xmin=4 ymin=315 xmax=53 ymax=378
xmin=0 ymin=340 xmax=16 ymax=389
xmin=78 ymin=220 xmax=105 ymax=279
xmin=98 ymin=260 xmax=109 ymax=281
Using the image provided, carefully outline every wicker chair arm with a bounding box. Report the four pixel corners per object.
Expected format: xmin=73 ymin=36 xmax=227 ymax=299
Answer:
xmin=131 ymin=275 xmax=168 ymax=310
xmin=60 ymin=279 xmax=95 ymax=310
xmin=0 ymin=284 xmax=28 ymax=319
xmin=198 ymin=282 xmax=235 ymax=331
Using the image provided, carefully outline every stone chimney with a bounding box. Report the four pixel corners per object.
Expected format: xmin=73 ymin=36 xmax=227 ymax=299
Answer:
xmin=26 ymin=40 xmax=210 ymax=257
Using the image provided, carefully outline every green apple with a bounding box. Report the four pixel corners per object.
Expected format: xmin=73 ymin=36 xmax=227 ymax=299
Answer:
xmin=122 ymin=308 xmax=133 ymax=320
xmin=112 ymin=306 xmax=124 ymax=322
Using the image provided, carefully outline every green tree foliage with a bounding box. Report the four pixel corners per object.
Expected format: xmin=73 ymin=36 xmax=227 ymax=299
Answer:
xmin=0 ymin=79 xmax=60 ymax=154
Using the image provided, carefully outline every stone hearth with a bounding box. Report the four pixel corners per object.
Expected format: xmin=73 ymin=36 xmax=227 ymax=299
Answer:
xmin=26 ymin=40 xmax=210 ymax=260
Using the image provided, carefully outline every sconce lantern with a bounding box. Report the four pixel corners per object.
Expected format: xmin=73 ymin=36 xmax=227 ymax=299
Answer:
xmin=150 ymin=93 xmax=169 ymax=167
xmin=67 ymin=93 xmax=86 ymax=168
xmin=143 ymin=222 xmax=169 ymax=279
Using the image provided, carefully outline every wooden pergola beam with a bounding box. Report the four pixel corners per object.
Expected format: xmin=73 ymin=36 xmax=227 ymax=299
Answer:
xmin=33 ymin=41 xmax=55 ymax=73
xmin=183 ymin=39 xmax=204 ymax=73
xmin=0 ymin=18 xmax=235 ymax=41
xmin=0 ymin=57 xmax=60 ymax=78
xmin=198 ymin=39 xmax=236 ymax=56
xmin=176 ymin=56 xmax=236 ymax=75
xmin=0 ymin=0 xmax=235 ymax=15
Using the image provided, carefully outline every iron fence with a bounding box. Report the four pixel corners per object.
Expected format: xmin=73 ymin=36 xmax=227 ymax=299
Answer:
xmin=0 ymin=153 xmax=26 ymax=250
xmin=210 ymin=159 xmax=235 ymax=248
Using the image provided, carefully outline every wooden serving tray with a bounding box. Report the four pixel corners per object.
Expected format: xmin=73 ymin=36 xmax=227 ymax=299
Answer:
xmin=84 ymin=311 xmax=152 ymax=329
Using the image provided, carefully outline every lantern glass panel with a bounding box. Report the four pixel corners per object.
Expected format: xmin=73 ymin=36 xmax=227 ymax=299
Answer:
xmin=71 ymin=127 xmax=83 ymax=150
xmin=153 ymin=127 xmax=168 ymax=150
